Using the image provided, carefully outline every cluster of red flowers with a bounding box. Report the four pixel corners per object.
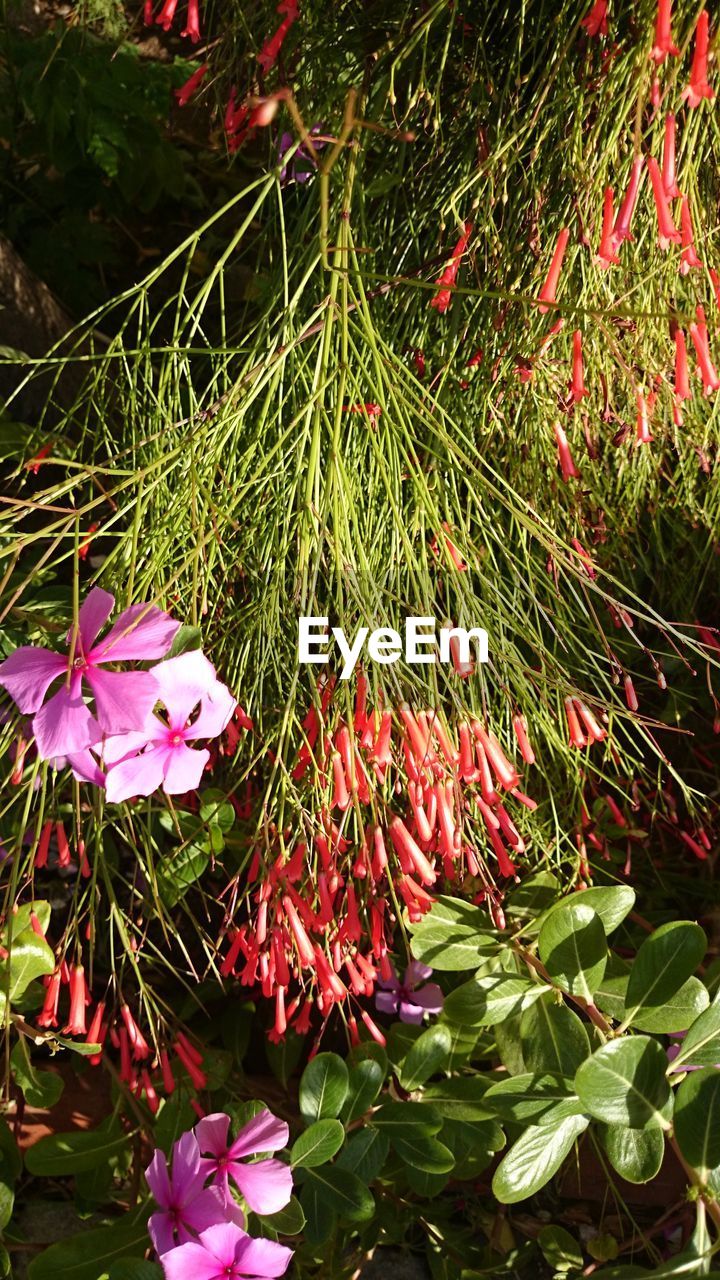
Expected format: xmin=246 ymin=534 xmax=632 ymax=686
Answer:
xmin=218 ymin=677 xmax=556 ymax=1042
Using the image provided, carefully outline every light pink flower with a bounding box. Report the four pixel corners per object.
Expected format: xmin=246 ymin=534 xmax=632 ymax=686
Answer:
xmin=194 ymin=1110 xmax=292 ymax=1216
xmin=146 ymin=1132 xmax=238 ymax=1258
xmin=375 ymin=961 xmax=444 ymax=1025
xmin=161 ymin=1222 xmax=292 ymax=1280
xmin=0 ymin=588 xmax=179 ymax=760
xmin=104 ymin=651 xmax=236 ymax=803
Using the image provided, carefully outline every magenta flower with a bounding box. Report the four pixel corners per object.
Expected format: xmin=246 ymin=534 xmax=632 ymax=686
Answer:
xmin=0 ymin=588 xmax=179 ymax=760
xmin=194 ymin=1110 xmax=292 ymax=1216
xmin=161 ymin=1222 xmax=292 ymax=1280
xmin=104 ymin=651 xmax=236 ymax=803
xmin=146 ymin=1132 xmax=239 ymax=1258
xmin=375 ymin=961 xmax=443 ymax=1025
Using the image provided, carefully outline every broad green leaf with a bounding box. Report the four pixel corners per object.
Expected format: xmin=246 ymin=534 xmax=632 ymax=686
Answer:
xmin=629 ymin=976 xmax=708 ymax=1035
xmin=538 ymin=886 xmax=635 ymax=937
xmin=341 ymin=1057 xmax=384 ymax=1123
xmin=25 ymin=1122 xmax=130 ymax=1175
xmin=298 ymin=1053 xmax=349 ymax=1122
xmin=421 ymin=1077 xmax=493 ymax=1121
xmin=347 ymin=1040 xmax=387 ymax=1077
xmin=537 ymin=1225 xmax=584 ymax=1273
xmin=411 ymin=896 xmax=492 ymax=933
xmin=444 ymin=972 xmax=550 ymax=1026
xmin=494 ymin=1012 xmax=526 ymax=1075
xmin=405 ymin=1165 xmax=449 ymax=1197
xmin=371 ymin=1100 xmax=442 ymax=1135
xmin=156 ymin=843 xmax=209 ymax=907
xmin=670 ymin=997 xmax=720 ymax=1071
xmin=520 ymin=995 xmax=591 ymax=1075
xmin=266 ymin=1029 xmax=305 ymax=1088
xmin=10 ymin=1039 xmax=64 ymax=1108
xmin=298 ymin=1177 xmax=336 ymax=1245
xmin=291 ymin=1120 xmax=345 ymax=1169
xmin=107 ymin=1263 xmax=163 ymax=1280
xmin=0 ymin=1116 xmax=22 ymax=1180
xmin=594 ymin=953 xmax=630 ymax=1022
xmin=386 ymin=1022 xmax=422 ymax=1071
xmin=300 ymin=1165 xmax=374 ymax=1222
xmin=622 ymin=922 xmax=707 ymax=1031
xmin=256 ymin=1195 xmax=305 ymax=1237
xmin=410 ymin=924 xmax=498 ymax=971
xmin=673 ymin=1068 xmax=720 ymax=1179
xmin=2 ymin=930 xmax=55 ymax=1001
xmin=0 ymin=1180 xmax=13 ymax=1232
xmin=442 ymin=1116 xmax=505 ymax=1178
xmin=336 ymin=1128 xmax=390 ymax=1183
xmin=27 ymin=1213 xmax=151 ymax=1280
xmin=1 ymin=902 xmax=51 ymax=943
xmin=538 ymin=900 xmax=607 ymax=1000
xmin=153 ymin=1093 xmax=196 ymax=1156
xmin=506 ymin=872 xmax=561 ymax=927
xmin=492 ymin=1115 xmax=589 ymax=1204
xmin=599 ymin=1123 xmax=665 ymax=1184
xmin=399 ymin=1024 xmax=452 ymax=1090
xmin=483 ymin=1072 xmax=583 ymax=1125
xmin=574 ymin=1037 xmax=672 ymax=1130
xmin=390 ymin=1130 xmax=454 ymax=1174
xmin=438 ymin=1019 xmax=481 ymax=1071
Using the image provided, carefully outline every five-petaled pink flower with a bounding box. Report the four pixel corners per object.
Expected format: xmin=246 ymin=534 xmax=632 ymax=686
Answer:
xmin=104 ymin=651 xmax=236 ymax=803
xmin=0 ymin=588 xmax=179 ymax=761
xmin=146 ymin=1132 xmax=238 ymax=1258
xmin=194 ymin=1110 xmax=292 ymax=1216
xmin=375 ymin=961 xmax=443 ymax=1025
xmin=161 ymin=1222 xmax=292 ymax=1280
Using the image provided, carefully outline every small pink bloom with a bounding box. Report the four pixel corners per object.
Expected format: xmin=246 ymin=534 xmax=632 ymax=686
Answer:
xmin=375 ymin=961 xmax=443 ymax=1025
xmin=161 ymin=1222 xmax=292 ymax=1280
xmin=194 ymin=1110 xmax=292 ymax=1216
xmin=146 ymin=1133 xmax=233 ymax=1258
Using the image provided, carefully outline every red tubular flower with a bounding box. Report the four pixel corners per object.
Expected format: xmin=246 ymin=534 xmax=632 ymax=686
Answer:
xmin=175 ymin=63 xmax=208 ymax=107
xmin=689 ymin=307 xmax=720 ymax=393
xmin=581 ymin=0 xmax=608 ymax=38
xmin=682 ymin=11 xmax=715 ymax=108
xmin=55 ymin=821 xmax=71 ymax=869
xmin=635 ymin=389 xmax=653 ymax=444
xmin=144 ymin=0 xmax=154 ymax=22
xmin=34 ymin=820 xmax=53 ymax=869
xmin=449 ymin=633 xmax=474 ymax=678
xmin=258 ymin=3 xmax=299 ymax=74
xmin=709 ymin=269 xmax=720 ymax=309
xmin=574 ymin=699 xmax=607 ymax=742
xmin=37 ymin=970 xmax=61 ymax=1028
xmin=181 ymin=0 xmax=200 ymax=40
xmin=120 ymin=1004 xmax=151 ymax=1061
xmin=553 ymin=421 xmax=580 ymax=481
xmin=512 ymin=715 xmax=535 ymax=765
xmin=564 ymin=698 xmax=587 ymax=749
xmin=597 ymin=186 xmax=620 ymax=268
xmin=472 ymin=723 xmax=519 ymax=790
xmin=175 ymin=1039 xmax=207 ymax=1089
xmin=313 ymin=945 xmax=347 ymax=1003
xmin=156 ymin=0 xmax=178 ymax=29
xmin=651 ymin=0 xmax=679 ymax=63
xmin=442 ymin=522 xmax=466 ymax=571
xmin=25 ymin=441 xmax=53 ymax=473
xmin=646 ymin=156 xmax=680 ymax=250
xmin=679 ymin=197 xmax=702 ymax=274
xmin=538 ymin=227 xmax=570 ymax=313
xmin=360 ymin=1009 xmax=386 ymax=1047
xmin=624 ymin=674 xmax=639 ymax=711
xmin=458 ymin=723 xmax=478 ymax=782
xmin=613 ymin=156 xmax=644 ymax=244
xmin=389 ymin=817 xmax=436 ymax=886
xmin=571 ymin=329 xmax=588 ymax=404
xmin=330 ymin=751 xmax=350 ymax=811
xmin=675 ymin=328 xmax=691 ymax=403
xmin=78 ymin=523 xmax=99 ymax=561
xmin=64 ymin=965 xmax=87 ymax=1035
xmin=662 ymin=114 xmax=681 ymax=199
xmin=430 ymin=222 xmax=473 ymax=314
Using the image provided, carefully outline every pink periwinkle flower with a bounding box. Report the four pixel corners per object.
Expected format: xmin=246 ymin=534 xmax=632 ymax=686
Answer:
xmin=375 ymin=961 xmax=444 ymax=1025
xmin=194 ymin=1109 xmax=292 ymax=1216
xmin=104 ymin=651 xmax=236 ymax=803
xmin=0 ymin=588 xmax=179 ymax=761
xmin=146 ymin=1132 xmax=241 ymax=1258
xmin=161 ymin=1222 xmax=292 ymax=1280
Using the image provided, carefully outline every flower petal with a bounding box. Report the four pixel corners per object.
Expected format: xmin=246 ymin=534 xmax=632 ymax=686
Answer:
xmin=162 ymin=742 xmax=208 ymax=796
xmin=229 ymin=1157 xmax=293 ymax=1215
xmin=374 ymin=990 xmax=399 ymax=1016
xmin=230 ymin=1110 xmax=289 ymax=1159
xmin=188 ymin=681 xmax=237 ymax=741
xmin=150 ymin=651 xmax=219 ymax=729
xmin=105 ymin=744 xmax=168 ymax=803
xmin=160 ymin=1239 xmax=222 ymax=1280
xmin=66 ymin=749 xmax=105 ymax=787
xmin=397 ymin=1001 xmax=425 ymax=1026
xmin=183 ymin=1186 xmax=232 ymax=1236
xmin=75 ymin=588 xmax=114 ymax=654
xmin=102 ymin=723 xmax=161 ymax=767
xmin=0 ymin=647 xmax=66 ymax=713
xmin=407 ymin=982 xmax=444 ymax=1014
xmin=404 ymin=960 xmax=433 ymax=989
xmin=145 ymin=1147 xmax=172 ymax=1208
xmin=32 ymin=675 xmax=101 ymax=760
xmin=147 ymin=1210 xmax=176 ymax=1260
xmin=194 ymin=1112 xmax=231 ymax=1159
xmin=376 ymin=962 xmax=399 ymax=992
xmin=86 ymin=667 xmax=159 ymax=736
xmin=91 ymin=602 xmax=180 ymax=663
xmin=235 ymin=1236 xmax=294 ymax=1278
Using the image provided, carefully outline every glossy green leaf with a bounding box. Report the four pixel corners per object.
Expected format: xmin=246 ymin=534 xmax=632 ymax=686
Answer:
xmin=256 ymin=1195 xmax=306 ymax=1237
xmin=574 ymin=1037 xmax=672 ymax=1129
xmin=390 ymin=1130 xmax=455 ymax=1174
xmin=492 ymin=1114 xmax=589 ymax=1204
xmin=25 ymin=1122 xmax=130 ymax=1175
xmin=298 ymin=1053 xmax=349 ymax=1122
xmin=27 ymin=1213 xmax=151 ymax=1280
xmin=537 ymin=1225 xmax=583 ymax=1273
xmin=421 ymin=1077 xmax=493 ymax=1121
xmin=629 ymin=976 xmax=708 ymax=1035
xmin=622 ymin=922 xmax=707 ymax=1031
xmin=398 ymin=1024 xmax=452 ymax=1090
xmin=370 ymin=1100 xmax=442 ymax=1135
xmin=298 ymin=1177 xmax=336 ymax=1246
xmin=538 ymin=886 xmax=635 ymax=937
xmin=668 ymin=996 xmax=720 ymax=1071
xmin=538 ymin=900 xmax=607 ymax=1000
xmin=483 ymin=1072 xmax=583 ymax=1125
xmin=0 ymin=1180 xmax=13 ymax=1232
xmin=594 ymin=954 xmax=630 ymax=1022
xmin=11 ymin=1041 xmax=63 ymax=1108
xmin=107 ymin=1263 xmax=163 ymax=1280
xmin=506 ymin=873 xmax=561 ymax=926
xmin=0 ymin=1116 xmax=22 ymax=1180
xmin=599 ymin=1124 xmax=665 ymax=1184
xmin=291 ymin=1120 xmax=345 ymax=1169
xmin=410 ymin=925 xmax=498 ymax=971
xmin=673 ymin=1068 xmax=720 ymax=1178
xmin=154 ymin=1093 xmax=196 ymax=1156
xmin=411 ymin=896 xmax=493 ymax=933
xmin=300 ymin=1165 xmax=374 ymax=1222
xmin=341 ymin=1057 xmax=384 ymax=1123
xmin=444 ymin=972 xmax=550 ymax=1026
xmin=336 ymin=1128 xmax=390 ymax=1183
xmin=2 ymin=930 xmax=55 ymax=1001
xmin=520 ymin=995 xmax=591 ymax=1075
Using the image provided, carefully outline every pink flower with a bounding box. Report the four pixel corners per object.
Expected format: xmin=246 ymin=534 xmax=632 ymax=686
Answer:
xmin=194 ymin=1110 xmax=292 ymax=1216
xmin=0 ymin=588 xmax=179 ymax=760
xmin=161 ymin=1223 xmax=292 ymax=1280
xmin=375 ymin=960 xmax=443 ymax=1025
xmin=146 ymin=1133 xmax=235 ymax=1258
xmin=104 ymin=651 xmax=236 ymax=803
